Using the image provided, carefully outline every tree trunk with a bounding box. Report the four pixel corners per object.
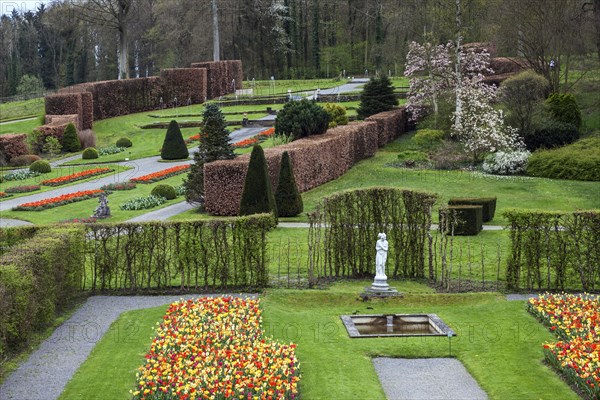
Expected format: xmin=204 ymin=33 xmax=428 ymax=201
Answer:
xmin=118 ymin=26 xmax=129 ymax=79
xmin=212 ymin=0 xmax=220 ymax=61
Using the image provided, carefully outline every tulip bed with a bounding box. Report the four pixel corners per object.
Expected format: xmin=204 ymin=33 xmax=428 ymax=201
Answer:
xmin=130 ymin=164 xmax=190 ymax=184
xmin=528 ymin=293 xmax=600 ymax=399
xmin=131 ymin=297 xmax=300 ymax=400
xmin=40 ymin=167 xmax=113 ymax=186
xmin=12 ymin=189 xmax=104 ymax=211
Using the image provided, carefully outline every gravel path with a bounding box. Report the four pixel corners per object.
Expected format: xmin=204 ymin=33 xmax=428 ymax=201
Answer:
xmin=372 ymin=357 xmax=488 ymax=400
xmin=0 ymin=294 xmax=255 ymax=400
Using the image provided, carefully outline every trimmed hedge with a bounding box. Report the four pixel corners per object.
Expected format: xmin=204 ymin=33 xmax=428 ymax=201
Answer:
xmin=239 ymin=145 xmax=276 ymax=216
xmin=161 ymin=120 xmax=189 ymax=160
xmin=0 ymin=227 xmax=84 ymax=358
xmin=151 ymin=184 xmax=177 ymax=200
xmin=205 ymin=107 xmax=408 ymax=215
xmin=29 ymin=160 xmax=51 ymax=173
xmin=0 ymin=134 xmax=29 ymax=163
xmin=82 ymin=147 xmax=99 ymax=159
xmin=91 ymin=77 xmax=163 ymax=120
xmin=9 ymin=154 xmax=40 ymax=167
xmin=190 ymin=60 xmax=242 ymax=99
xmin=84 ymin=216 xmax=276 ymax=290
xmin=275 ymin=151 xmax=303 ymax=217
xmin=448 ymin=197 xmax=496 ymax=222
xmin=116 ymin=137 xmax=133 ymax=148
xmin=307 ymin=187 xmax=437 ymax=280
xmin=527 ymin=137 xmax=600 ymax=181
xmin=505 ymin=209 xmax=600 ymax=291
xmin=440 ymin=205 xmax=483 ymax=236
xmin=160 ymin=68 xmax=207 ymax=106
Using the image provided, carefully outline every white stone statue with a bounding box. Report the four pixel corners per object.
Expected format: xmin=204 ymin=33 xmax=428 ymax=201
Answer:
xmin=375 ymin=232 xmax=388 ymax=278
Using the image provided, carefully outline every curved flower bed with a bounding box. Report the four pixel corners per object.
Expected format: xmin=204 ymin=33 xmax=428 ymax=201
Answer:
xmin=528 ymin=293 xmax=600 ymax=399
xmin=131 ymin=297 xmax=300 ymax=400
xmin=130 ymin=164 xmax=190 ymax=184
xmin=41 ymin=168 xmax=113 ymax=186
xmin=12 ymin=189 xmax=104 ymax=211
xmin=233 ymin=137 xmax=259 ymax=149
xmin=257 ymin=127 xmax=275 ymax=139
xmin=100 ymin=182 xmax=136 ymax=191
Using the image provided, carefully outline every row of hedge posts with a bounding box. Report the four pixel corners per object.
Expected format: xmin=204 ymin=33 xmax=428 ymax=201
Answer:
xmin=0 ymin=226 xmax=84 ymax=358
xmin=504 ymin=209 xmax=600 ymax=291
xmin=83 ymin=215 xmax=276 ymax=291
xmin=307 ymin=187 xmax=436 ymax=286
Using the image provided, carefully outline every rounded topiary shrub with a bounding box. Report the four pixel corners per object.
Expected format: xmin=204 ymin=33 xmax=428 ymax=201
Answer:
xmin=116 ymin=137 xmax=133 ymax=148
xmin=29 ymin=160 xmax=51 ymax=173
xmin=82 ymin=147 xmax=99 ymax=159
xmin=323 ymin=103 xmax=349 ymax=128
xmin=546 ymin=93 xmax=581 ymax=129
xmin=274 ymin=99 xmax=329 ymax=141
xmin=151 ymin=184 xmax=177 ymax=200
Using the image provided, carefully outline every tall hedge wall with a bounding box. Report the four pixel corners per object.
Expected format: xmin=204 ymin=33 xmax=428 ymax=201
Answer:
xmin=161 ymin=68 xmax=207 ymax=105
xmin=505 ymin=209 xmax=600 ymax=291
xmin=205 ymin=107 xmax=408 ymax=215
xmin=0 ymin=134 xmax=29 ymax=163
xmin=190 ymin=60 xmax=242 ymax=99
xmin=44 ymin=92 xmax=93 ymax=130
xmin=84 ymin=215 xmax=276 ymax=291
xmin=0 ymin=227 xmax=84 ymax=358
xmin=307 ymin=187 xmax=436 ymax=281
xmin=91 ymin=77 xmax=163 ymax=119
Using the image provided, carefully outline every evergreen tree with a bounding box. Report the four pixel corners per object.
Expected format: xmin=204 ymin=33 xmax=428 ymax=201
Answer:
xmin=239 ymin=145 xmax=277 ymax=216
xmin=62 ymin=122 xmax=80 ymax=152
xmin=357 ymin=75 xmax=398 ymax=119
xmin=275 ymin=151 xmax=303 ymax=217
xmin=161 ymin=120 xmax=189 ymax=160
xmin=184 ymin=104 xmax=235 ymax=204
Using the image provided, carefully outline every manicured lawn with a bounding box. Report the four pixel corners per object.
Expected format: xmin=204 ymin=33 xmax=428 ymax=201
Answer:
xmin=0 ymin=97 xmax=45 ymax=122
xmin=0 ymin=116 xmax=44 ymax=135
xmin=58 ymin=282 xmax=578 ymax=400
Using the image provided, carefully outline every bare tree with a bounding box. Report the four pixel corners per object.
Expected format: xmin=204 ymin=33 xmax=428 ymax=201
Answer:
xmin=73 ymin=0 xmax=136 ymax=79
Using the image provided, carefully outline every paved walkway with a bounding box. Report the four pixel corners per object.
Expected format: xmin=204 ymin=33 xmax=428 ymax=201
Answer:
xmin=0 ymin=294 xmax=256 ymax=400
xmin=373 ymin=357 xmax=488 ymax=400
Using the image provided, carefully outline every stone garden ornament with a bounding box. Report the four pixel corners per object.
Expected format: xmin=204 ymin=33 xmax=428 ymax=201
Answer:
xmin=361 ymin=232 xmax=401 ymax=299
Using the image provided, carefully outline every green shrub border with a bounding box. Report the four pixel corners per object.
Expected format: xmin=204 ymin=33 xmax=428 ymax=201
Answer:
xmin=504 ymin=209 xmax=600 ymax=291
xmin=440 ymin=205 xmax=483 ymax=236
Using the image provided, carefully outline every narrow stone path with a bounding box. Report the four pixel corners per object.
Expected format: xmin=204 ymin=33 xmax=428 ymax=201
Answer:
xmin=0 ymin=294 xmax=255 ymax=400
xmin=372 ymin=357 xmax=488 ymax=400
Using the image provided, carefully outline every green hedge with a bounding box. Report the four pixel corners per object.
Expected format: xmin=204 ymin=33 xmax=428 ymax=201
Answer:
xmin=0 ymin=227 xmax=84 ymax=357
xmin=84 ymin=215 xmax=276 ymax=291
xmin=448 ymin=197 xmax=497 ymax=222
xmin=308 ymin=187 xmax=437 ymax=281
xmin=527 ymin=137 xmax=600 ymax=181
xmin=504 ymin=209 xmax=600 ymax=291
xmin=440 ymin=205 xmax=483 ymax=236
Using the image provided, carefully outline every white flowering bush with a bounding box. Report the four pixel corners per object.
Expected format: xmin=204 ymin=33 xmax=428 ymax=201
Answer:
xmin=120 ymin=195 xmax=166 ymax=210
xmin=482 ymin=150 xmax=531 ymax=175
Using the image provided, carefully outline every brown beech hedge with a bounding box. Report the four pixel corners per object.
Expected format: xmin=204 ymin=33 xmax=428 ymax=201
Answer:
xmin=204 ymin=107 xmax=409 ymax=215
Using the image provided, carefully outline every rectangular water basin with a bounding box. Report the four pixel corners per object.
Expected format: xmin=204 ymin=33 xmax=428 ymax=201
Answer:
xmin=341 ymin=314 xmax=455 ymax=338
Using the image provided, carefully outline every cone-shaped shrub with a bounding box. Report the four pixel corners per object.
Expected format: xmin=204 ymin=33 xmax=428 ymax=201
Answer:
xmin=161 ymin=120 xmax=189 ymax=160
xmin=239 ymin=145 xmax=276 ymax=216
xmin=62 ymin=122 xmax=81 ymax=152
xmin=275 ymin=151 xmax=303 ymax=217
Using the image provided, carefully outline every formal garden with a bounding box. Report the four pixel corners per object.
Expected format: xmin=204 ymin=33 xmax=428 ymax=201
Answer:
xmin=0 ymin=36 xmax=599 ymax=399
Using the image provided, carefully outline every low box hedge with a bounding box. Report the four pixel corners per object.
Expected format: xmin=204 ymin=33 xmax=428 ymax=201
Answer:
xmin=448 ymin=197 xmax=497 ymax=222
xmin=440 ymin=205 xmax=483 ymax=236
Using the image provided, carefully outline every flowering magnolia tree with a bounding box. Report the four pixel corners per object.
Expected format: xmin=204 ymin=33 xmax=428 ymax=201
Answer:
xmin=405 ymin=40 xmax=522 ymax=162
xmin=452 ymin=84 xmax=524 ymax=162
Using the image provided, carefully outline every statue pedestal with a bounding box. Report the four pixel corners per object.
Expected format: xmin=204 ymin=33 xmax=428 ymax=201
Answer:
xmin=360 ymin=274 xmax=402 ymax=301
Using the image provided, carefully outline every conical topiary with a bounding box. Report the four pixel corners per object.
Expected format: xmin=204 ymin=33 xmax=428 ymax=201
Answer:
xmin=275 ymin=151 xmax=303 ymax=217
xmin=161 ymin=120 xmax=189 ymax=160
xmin=62 ymin=122 xmax=81 ymax=152
xmin=239 ymin=145 xmax=276 ymax=216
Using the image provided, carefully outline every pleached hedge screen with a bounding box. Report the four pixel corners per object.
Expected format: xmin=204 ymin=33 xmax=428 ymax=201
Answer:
xmin=83 ymin=214 xmax=276 ymax=291
xmin=505 ymin=209 xmax=600 ymax=291
xmin=307 ymin=187 xmax=437 ymax=283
